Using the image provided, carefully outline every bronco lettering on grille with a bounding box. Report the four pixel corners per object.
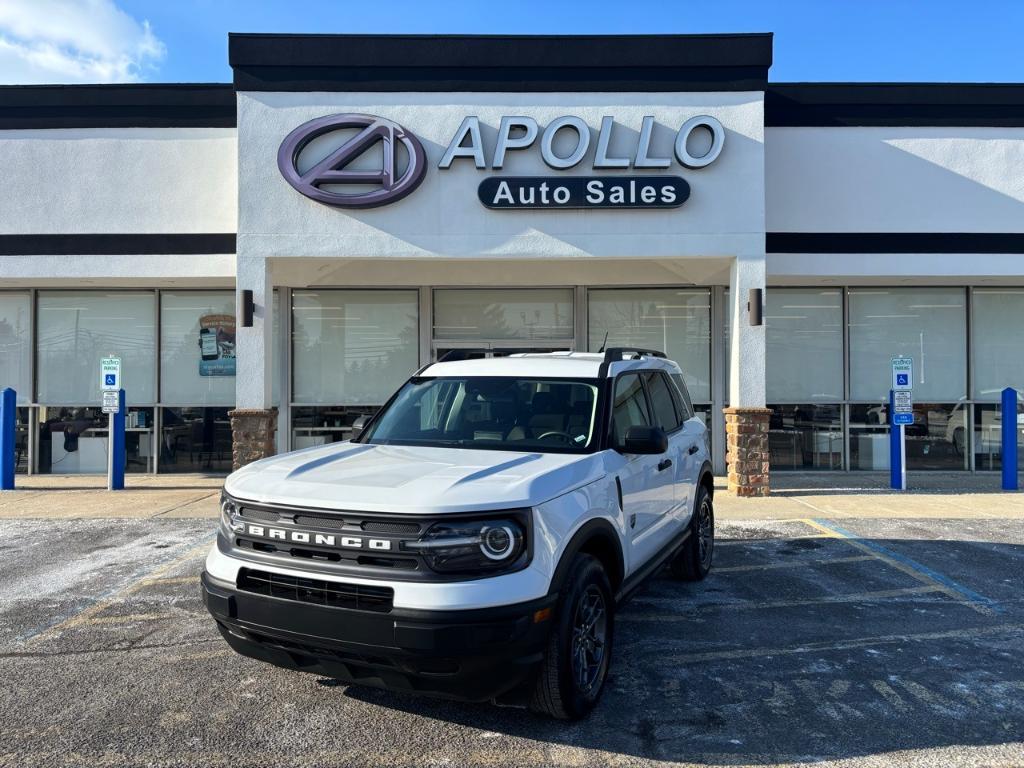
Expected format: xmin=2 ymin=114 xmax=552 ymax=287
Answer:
xmin=244 ymin=524 xmax=390 ymax=551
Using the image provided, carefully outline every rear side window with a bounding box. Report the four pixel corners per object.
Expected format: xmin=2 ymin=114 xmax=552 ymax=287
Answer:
xmin=669 ymin=372 xmax=695 ymax=421
xmin=643 ymin=371 xmax=682 ymax=431
xmin=611 ymin=373 xmax=650 ymax=445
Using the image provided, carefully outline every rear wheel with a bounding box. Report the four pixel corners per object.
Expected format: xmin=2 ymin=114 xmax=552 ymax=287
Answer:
xmin=670 ymin=484 xmax=714 ymax=581
xmin=530 ymin=553 xmax=614 ymax=719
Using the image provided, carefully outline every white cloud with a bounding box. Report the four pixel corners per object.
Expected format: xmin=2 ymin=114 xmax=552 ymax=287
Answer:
xmin=0 ymin=0 xmax=166 ymax=84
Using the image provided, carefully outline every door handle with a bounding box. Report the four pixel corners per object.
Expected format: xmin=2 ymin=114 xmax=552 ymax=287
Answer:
xmin=688 ymin=444 xmax=700 ymax=455
xmin=658 ymin=458 xmax=673 ymax=471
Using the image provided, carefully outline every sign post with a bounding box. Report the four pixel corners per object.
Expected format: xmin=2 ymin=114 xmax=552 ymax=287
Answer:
xmin=101 ymin=357 xmax=124 ymax=491
xmin=890 ymin=357 xmax=913 ymax=491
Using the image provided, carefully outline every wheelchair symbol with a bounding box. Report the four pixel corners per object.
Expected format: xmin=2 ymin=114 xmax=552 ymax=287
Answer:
xmin=104 ymin=374 xmax=117 ymax=386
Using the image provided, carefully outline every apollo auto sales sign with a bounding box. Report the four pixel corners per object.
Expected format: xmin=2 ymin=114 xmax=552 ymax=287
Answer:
xmin=277 ymin=112 xmax=725 ymax=210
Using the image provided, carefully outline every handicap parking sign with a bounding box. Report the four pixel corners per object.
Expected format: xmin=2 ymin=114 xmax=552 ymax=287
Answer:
xmin=896 ymin=373 xmax=909 ymax=387
xmin=104 ymin=374 xmax=117 ymax=386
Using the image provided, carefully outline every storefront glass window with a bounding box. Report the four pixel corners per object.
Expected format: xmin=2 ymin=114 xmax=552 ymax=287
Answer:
xmin=768 ymin=404 xmax=843 ymax=470
xmin=37 ymin=291 xmax=156 ymax=405
xmin=972 ymin=289 xmax=1024 ymax=400
xmin=767 ymin=289 xmax=843 ymax=401
xmin=38 ymin=406 xmax=154 ymax=474
xmin=292 ymin=290 xmax=418 ymax=405
xmin=588 ymin=288 xmax=711 ymax=401
xmin=848 ymin=288 xmax=966 ymax=402
xmin=160 ymin=291 xmax=236 ymax=405
xmin=849 ymin=402 xmax=968 ymax=471
xmin=159 ymin=406 xmax=232 ymax=473
xmin=0 ymin=292 xmax=31 ymax=404
xmin=291 ymin=405 xmax=377 ymax=448
xmin=434 ymin=289 xmax=573 ymax=342
xmin=974 ymin=402 xmax=1024 ymax=471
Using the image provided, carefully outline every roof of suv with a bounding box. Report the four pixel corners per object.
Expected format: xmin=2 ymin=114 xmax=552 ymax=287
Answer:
xmin=419 ymin=351 xmax=682 ymax=379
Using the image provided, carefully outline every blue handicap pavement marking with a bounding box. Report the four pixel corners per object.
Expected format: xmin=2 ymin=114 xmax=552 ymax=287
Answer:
xmin=812 ymin=518 xmax=1002 ymax=614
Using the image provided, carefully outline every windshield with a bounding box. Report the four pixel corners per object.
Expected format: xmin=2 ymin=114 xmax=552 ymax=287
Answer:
xmin=360 ymin=377 xmax=601 ymax=453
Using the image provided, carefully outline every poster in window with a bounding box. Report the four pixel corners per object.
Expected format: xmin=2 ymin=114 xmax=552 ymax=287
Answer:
xmin=198 ymin=314 xmax=236 ymax=376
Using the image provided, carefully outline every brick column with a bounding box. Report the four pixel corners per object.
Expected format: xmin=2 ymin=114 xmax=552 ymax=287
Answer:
xmin=229 ymin=408 xmax=277 ymax=470
xmin=723 ymin=407 xmax=771 ymax=497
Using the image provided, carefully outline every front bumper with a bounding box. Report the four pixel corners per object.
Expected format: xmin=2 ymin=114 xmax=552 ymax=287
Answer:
xmin=201 ymin=571 xmax=556 ymax=702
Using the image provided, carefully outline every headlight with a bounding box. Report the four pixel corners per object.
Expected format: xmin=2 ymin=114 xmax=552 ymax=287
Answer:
xmin=402 ymin=515 xmax=528 ymax=574
xmin=220 ymin=492 xmax=244 ymax=535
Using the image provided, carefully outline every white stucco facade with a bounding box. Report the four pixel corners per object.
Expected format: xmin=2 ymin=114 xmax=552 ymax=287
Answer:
xmin=2 ymin=34 xmax=1023 ymax=480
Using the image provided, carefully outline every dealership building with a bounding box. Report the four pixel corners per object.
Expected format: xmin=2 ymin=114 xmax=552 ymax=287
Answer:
xmin=1 ymin=32 xmax=1023 ymax=494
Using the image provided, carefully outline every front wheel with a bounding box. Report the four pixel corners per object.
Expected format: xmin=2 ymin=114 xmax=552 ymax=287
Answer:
xmin=530 ymin=553 xmax=614 ymax=719
xmin=670 ymin=484 xmax=714 ymax=581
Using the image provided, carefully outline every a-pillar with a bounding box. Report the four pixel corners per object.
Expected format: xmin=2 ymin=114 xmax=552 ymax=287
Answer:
xmin=724 ymin=254 xmax=770 ymax=496
xmin=230 ymin=255 xmax=276 ymax=469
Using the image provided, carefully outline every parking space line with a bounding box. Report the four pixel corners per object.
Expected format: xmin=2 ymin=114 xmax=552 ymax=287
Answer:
xmin=716 ymin=534 xmax=831 ymax=546
xmin=83 ymin=612 xmax=180 ymax=625
xmin=627 ymin=585 xmax=945 ymax=617
xmin=138 ymin=576 xmax=197 ymax=586
xmin=798 ymin=518 xmax=1001 ymax=616
xmin=664 ymin=622 xmax=1024 ymax=664
xmin=714 ymin=554 xmax=875 ymax=573
xmin=24 ymin=537 xmax=214 ymax=643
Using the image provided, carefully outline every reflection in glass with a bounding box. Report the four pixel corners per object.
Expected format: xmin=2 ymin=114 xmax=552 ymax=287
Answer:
xmin=0 ymin=292 xmax=31 ymax=403
xmin=972 ymin=289 xmax=1024 ymax=399
xmin=768 ymin=404 xmax=843 ymax=470
xmin=293 ymin=290 xmax=418 ymax=405
xmin=849 ymin=403 xmax=968 ymax=471
xmin=291 ymin=405 xmax=378 ymax=449
xmin=766 ymin=289 xmax=843 ymax=401
xmin=159 ymin=407 xmax=232 ymax=473
xmin=160 ymin=291 xmax=236 ymax=406
xmin=974 ymin=403 xmax=1024 ymax=471
xmin=38 ymin=406 xmax=154 ymax=474
xmin=37 ymin=291 xmax=156 ymax=405
xmin=589 ymin=288 xmax=711 ymax=401
xmin=434 ymin=288 xmax=573 ymax=342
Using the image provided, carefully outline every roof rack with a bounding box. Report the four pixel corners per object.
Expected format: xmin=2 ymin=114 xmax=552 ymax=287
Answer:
xmin=598 ymin=347 xmax=667 ymax=377
xmin=436 ymin=348 xmax=517 ymax=363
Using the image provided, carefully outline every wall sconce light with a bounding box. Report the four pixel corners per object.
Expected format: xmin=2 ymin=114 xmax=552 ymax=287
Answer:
xmin=241 ymin=290 xmax=254 ymax=327
xmin=748 ymin=288 xmax=763 ymax=326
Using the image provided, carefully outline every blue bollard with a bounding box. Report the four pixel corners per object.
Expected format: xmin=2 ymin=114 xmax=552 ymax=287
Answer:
xmin=1 ymin=388 xmax=14 ymax=490
xmin=1002 ymin=387 xmax=1018 ymax=491
xmin=110 ymin=389 xmax=126 ymax=490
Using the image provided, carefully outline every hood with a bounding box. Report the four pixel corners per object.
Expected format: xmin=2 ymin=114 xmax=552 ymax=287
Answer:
xmin=224 ymin=441 xmax=606 ymax=514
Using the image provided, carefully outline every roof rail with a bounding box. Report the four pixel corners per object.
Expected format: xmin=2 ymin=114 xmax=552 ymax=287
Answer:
xmin=598 ymin=347 xmax=667 ymax=377
xmin=436 ymin=348 xmax=517 ymax=363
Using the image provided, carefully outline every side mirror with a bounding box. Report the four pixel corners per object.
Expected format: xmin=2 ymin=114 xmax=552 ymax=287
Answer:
xmin=620 ymin=425 xmax=668 ymax=455
xmin=351 ymin=414 xmax=371 ymax=436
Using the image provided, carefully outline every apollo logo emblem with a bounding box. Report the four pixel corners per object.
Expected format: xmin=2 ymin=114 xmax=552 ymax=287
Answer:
xmin=277 ymin=113 xmax=427 ymax=209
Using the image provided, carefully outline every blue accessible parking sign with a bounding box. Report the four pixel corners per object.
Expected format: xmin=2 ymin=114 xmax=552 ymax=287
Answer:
xmin=896 ymin=373 xmax=909 ymax=387
xmin=104 ymin=374 xmax=117 ymax=386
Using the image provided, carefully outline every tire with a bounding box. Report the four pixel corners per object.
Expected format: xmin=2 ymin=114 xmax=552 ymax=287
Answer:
xmin=670 ymin=484 xmax=714 ymax=581
xmin=530 ymin=553 xmax=614 ymax=720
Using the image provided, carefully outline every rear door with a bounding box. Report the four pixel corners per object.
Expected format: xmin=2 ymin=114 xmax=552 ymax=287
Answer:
xmin=642 ymin=370 xmax=695 ymax=527
xmin=667 ymin=371 xmax=705 ymax=524
xmin=609 ymin=372 xmax=675 ymax=569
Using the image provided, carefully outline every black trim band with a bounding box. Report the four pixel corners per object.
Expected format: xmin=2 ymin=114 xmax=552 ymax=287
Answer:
xmin=0 ymin=234 xmax=236 ymax=256
xmin=766 ymin=83 xmax=1024 ymax=127
xmin=229 ymin=33 xmax=773 ymax=92
xmin=0 ymin=84 xmax=236 ymax=129
xmin=767 ymin=232 xmax=1024 ymax=254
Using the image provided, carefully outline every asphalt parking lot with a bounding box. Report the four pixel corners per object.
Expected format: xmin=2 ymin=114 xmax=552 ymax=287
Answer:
xmin=1 ymin=513 xmax=1022 ymax=767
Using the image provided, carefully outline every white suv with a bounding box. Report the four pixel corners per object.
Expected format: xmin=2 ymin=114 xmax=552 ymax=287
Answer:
xmin=203 ymin=349 xmax=714 ymax=719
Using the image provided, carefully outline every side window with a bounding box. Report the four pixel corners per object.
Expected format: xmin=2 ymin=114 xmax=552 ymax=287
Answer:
xmin=643 ymin=371 xmax=682 ymax=431
xmin=611 ymin=373 xmax=650 ymax=445
xmin=669 ymin=372 xmax=694 ymax=421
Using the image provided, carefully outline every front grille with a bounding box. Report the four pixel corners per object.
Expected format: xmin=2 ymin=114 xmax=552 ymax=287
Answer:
xmin=238 ymin=506 xmax=280 ymax=523
xmin=237 ymin=568 xmax=393 ymax=613
xmin=361 ymin=520 xmax=421 ymax=535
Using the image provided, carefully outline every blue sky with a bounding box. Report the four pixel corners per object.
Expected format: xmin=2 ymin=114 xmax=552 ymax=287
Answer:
xmin=3 ymin=0 xmax=1024 ymax=84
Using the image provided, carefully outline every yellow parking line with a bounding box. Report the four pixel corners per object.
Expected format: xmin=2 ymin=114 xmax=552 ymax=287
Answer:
xmin=138 ymin=575 xmax=196 ymax=586
xmin=32 ymin=539 xmax=212 ymax=641
xmin=626 ymin=585 xmax=944 ymax=618
xmin=797 ymin=518 xmax=997 ymax=616
xmin=716 ymin=534 xmax=831 ymax=546
xmin=715 ymin=554 xmax=875 ymax=573
xmin=83 ymin=612 xmax=179 ymax=625
xmin=665 ymin=622 xmax=1024 ymax=664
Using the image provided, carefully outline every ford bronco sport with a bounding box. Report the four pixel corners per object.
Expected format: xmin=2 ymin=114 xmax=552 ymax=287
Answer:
xmin=202 ymin=349 xmax=714 ymax=719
